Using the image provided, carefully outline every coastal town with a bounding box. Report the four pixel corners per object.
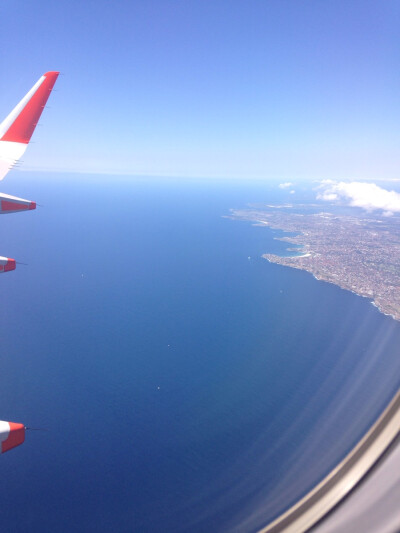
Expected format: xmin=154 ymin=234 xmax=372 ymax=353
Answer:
xmin=230 ymin=207 xmax=400 ymax=321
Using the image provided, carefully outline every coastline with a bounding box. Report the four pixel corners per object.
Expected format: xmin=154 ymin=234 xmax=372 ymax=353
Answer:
xmin=229 ymin=207 xmax=400 ymax=324
xmin=263 ymin=252 xmax=399 ymax=322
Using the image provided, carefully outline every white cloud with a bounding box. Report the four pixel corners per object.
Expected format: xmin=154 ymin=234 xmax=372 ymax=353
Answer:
xmin=279 ymin=182 xmax=293 ymax=189
xmin=289 ymin=190 xmax=295 ymax=194
xmin=317 ymin=181 xmax=400 ymax=215
xmin=320 ymin=192 xmax=338 ymax=201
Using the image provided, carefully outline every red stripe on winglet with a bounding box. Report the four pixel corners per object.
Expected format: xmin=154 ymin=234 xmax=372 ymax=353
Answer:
xmin=4 ymin=259 xmax=16 ymax=272
xmin=1 ymin=200 xmax=30 ymax=211
xmin=29 ymin=201 xmax=36 ymax=210
xmin=1 ymin=423 xmax=25 ymax=453
xmin=1 ymin=71 xmax=59 ymax=144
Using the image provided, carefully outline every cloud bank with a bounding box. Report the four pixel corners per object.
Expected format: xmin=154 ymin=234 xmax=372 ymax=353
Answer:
xmin=317 ymin=181 xmax=400 ymax=215
xmin=279 ymin=182 xmax=293 ymax=189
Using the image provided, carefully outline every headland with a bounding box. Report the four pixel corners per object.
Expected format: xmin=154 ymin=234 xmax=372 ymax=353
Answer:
xmin=229 ymin=207 xmax=400 ymax=321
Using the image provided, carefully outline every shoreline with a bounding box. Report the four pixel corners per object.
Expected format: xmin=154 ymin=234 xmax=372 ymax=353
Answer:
xmin=263 ymin=253 xmax=399 ymax=322
xmin=229 ymin=207 xmax=400 ymax=325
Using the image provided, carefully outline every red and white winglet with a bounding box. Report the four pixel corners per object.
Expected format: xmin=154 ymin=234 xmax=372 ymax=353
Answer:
xmin=0 ymin=256 xmax=16 ymax=273
xmin=0 ymin=421 xmax=25 ymax=453
xmin=0 ymin=71 xmax=59 ymax=181
xmin=0 ymin=192 xmax=36 ymax=213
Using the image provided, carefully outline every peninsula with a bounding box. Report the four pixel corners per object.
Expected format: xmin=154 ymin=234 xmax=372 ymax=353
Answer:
xmin=229 ymin=207 xmax=400 ymax=321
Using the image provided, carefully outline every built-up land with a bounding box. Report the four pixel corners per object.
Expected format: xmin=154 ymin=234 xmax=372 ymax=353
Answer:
xmin=230 ymin=207 xmax=400 ymax=321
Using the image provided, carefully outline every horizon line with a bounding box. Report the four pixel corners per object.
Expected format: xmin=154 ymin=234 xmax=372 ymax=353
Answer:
xmin=13 ymin=167 xmax=400 ymax=183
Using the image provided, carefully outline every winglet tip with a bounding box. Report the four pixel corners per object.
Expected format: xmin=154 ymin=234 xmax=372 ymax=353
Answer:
xmin=2 ymin=422 xmax=25 ymax=453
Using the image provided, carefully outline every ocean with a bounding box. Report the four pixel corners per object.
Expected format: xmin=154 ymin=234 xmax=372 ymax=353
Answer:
xmin=1 ymin=174 xmax=400 ymax=532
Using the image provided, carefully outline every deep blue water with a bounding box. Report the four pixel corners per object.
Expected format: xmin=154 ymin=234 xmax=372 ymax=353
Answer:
xmin=1 ymin=175 xmax=400 ymax=532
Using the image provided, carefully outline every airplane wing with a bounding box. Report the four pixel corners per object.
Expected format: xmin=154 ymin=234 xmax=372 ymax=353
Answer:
xmin=0 ymin=72 xmax=59 ymax=452
xmin=0 ymin=421 xmax=25 ymax=453
xmin=0 ymin=256 xmax=16 ymax=272
xmin=0 ymin=71 xmax=59 ymax=181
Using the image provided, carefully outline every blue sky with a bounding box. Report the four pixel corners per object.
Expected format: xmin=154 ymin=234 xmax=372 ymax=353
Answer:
xmin=1 ymin=0 xmax=399 ymax=180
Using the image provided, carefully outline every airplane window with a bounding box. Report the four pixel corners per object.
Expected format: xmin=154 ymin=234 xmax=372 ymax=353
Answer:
xmin=2 ymin=3 xmax=399 ymax=532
